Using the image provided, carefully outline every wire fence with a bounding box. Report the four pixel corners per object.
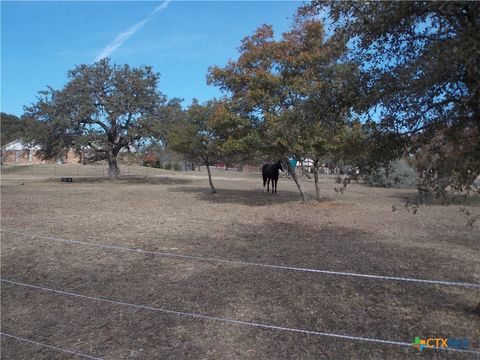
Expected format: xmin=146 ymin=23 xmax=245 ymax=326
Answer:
xmin=3 ymin=228 xmax=479 ymax=289
xmin=0 ymin=332 xmax=104 ymax=360
xmin=3 ymin=279 xmax=479 ymax=356
xmin=3 ymin=229 xmax=480 ymax=357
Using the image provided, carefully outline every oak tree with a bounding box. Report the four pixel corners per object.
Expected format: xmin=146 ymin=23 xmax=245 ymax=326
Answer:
xmin=209 ymin=17 xmax=358 ymax=202
xmin=24 ymin=58 xmax=164 ymax=177
xmin=168 ymin=99 xmax=248 ymax=193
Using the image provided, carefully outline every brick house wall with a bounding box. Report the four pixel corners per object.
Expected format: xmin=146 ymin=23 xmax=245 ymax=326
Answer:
xmin=60 ymin=148 xmax=81 ymax=164
xmin=0 ymin=140 xmax=81 ymax=165
xmin=0 ymin=149 xmax=47 ymax=165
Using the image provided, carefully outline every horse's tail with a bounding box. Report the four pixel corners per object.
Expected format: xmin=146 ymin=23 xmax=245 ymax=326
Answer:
xmin=262 ymin=165 xmax=267 ymax=187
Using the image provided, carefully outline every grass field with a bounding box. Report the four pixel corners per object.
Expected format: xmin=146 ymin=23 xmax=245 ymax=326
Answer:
xmin=1 ymin=165 xmax=479 ymax=359
xmin=0 ymin=163 xmax=167 ymax=178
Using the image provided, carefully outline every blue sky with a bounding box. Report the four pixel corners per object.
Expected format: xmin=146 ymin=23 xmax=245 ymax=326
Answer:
xmin=1 ymin=1 xmax=302 ymax=117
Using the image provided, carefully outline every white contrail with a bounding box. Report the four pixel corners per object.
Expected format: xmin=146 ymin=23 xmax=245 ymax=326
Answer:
xmin=94 ymin=0 xmax=171 ymax=62
xmin=153 ymin=0 xmax=170 ymax=13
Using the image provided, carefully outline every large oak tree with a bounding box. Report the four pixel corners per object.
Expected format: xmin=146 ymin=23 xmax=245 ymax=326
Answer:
xmin=24 ymin=58 xmax=164 ymax=177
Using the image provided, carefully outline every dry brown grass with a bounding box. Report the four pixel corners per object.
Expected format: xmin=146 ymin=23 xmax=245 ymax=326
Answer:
xmin=1 ymin=167 xmax=479 ymax=359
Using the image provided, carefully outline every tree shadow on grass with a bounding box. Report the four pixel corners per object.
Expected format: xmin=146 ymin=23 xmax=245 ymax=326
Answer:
xmin=224 ymin=220 xmax=479 ymax=281
xmin=170 ymin=186 xmax=303 ymax=206
xmin=50 ymin=175 xmax=193 ymax=186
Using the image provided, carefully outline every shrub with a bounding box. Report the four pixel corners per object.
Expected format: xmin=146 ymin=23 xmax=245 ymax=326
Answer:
xmin=173 ymin=163 xmax=182 ymax=171
xmin=164 ymin=162 xmax=172 ymax=170
xmin=364 ymin=159 xmax=418 ymax=188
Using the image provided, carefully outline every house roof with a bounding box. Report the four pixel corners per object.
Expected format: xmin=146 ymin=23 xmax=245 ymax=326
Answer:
xmin=1 ymin=139 xmax=40 ymax=151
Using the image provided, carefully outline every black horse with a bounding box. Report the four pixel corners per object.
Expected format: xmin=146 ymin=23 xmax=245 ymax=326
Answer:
xmin=262 ymin=161 xmax=283 ymax=194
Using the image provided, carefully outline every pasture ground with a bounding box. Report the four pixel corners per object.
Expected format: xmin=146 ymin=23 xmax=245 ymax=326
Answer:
xmin=1 ymin=165 xmax=479 ymax=359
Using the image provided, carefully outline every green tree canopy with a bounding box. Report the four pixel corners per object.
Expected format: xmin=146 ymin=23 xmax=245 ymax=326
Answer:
xmin=302 ymin=1 xmax=480 ymax=196
xmin=23 ymin=58 xmax=164 ymax=177
xmin=168 ymin=99 xmax=249 ymax=193
xmin=1 ymin=113 xmax=24 ymax=146
xmin=144 ymin=97 xmax=185 ymax=147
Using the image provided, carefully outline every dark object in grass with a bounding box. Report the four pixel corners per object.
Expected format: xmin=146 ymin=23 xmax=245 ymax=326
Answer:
xmin=61 ymin=177 xmax=73 ymax=183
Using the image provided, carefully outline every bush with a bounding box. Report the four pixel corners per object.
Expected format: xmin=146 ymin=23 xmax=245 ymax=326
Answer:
xmin=173 ymin=163 xmax=182 ymax=171
xmin=164 ymin=163 xmax=172 ymax=170
xmin=364 ymin=159 xmax=418 ymax=188
xmin=143 ymin=160 xmax=163 ymax=168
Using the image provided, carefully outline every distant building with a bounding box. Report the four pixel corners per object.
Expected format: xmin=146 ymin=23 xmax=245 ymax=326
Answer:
xmin=0 ymin=139 xmax=80 ymax=165
xmin=1 ymin=140 xmax=44 ymax=165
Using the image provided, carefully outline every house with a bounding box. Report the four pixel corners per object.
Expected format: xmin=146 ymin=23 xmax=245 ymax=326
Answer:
xmin=0 ymin=139 xmax=80 ymax=165
xmin=1 ymin=140 xmax=44 ymax=165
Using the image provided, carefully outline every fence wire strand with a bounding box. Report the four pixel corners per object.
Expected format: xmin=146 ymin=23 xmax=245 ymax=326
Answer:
xmin=2 ymin=228 xmax=479 ymax=289
xmin=0 ymin=331 xmax=104 ymax=360
xmin=3 ymin=278 xmax=480 ymax=355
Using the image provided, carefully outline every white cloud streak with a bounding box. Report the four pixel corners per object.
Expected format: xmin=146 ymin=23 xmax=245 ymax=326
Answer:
xmin=94 ymin=0 xmax=171 ymax=62
xmin=153 ymin=0 xmax=170 ymax=14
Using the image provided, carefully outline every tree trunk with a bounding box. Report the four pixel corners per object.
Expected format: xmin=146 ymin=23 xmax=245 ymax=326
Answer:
xmin=80 ymin=149 xmax=85 ymax=165
xmin=284 ymin=157 xmax=307 ymax=203
xmin=301 ymin=163 xmax=312 ymax=179
xmin=108 ymin=157 xmax=120 ymax=178
xmin=205 ymin=161 xmax=216 ymax=193
xmin=314 ymin=159 xmax=321 ymax=202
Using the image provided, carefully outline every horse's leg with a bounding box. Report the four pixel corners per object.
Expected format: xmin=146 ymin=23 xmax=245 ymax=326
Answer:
xmin=263 ymin=175 xmax=267 ymax=191
xmin=267 ymin=178 xmax=270 ymax=193
xmin=274 ymin=177 xmax=278 ymax=194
